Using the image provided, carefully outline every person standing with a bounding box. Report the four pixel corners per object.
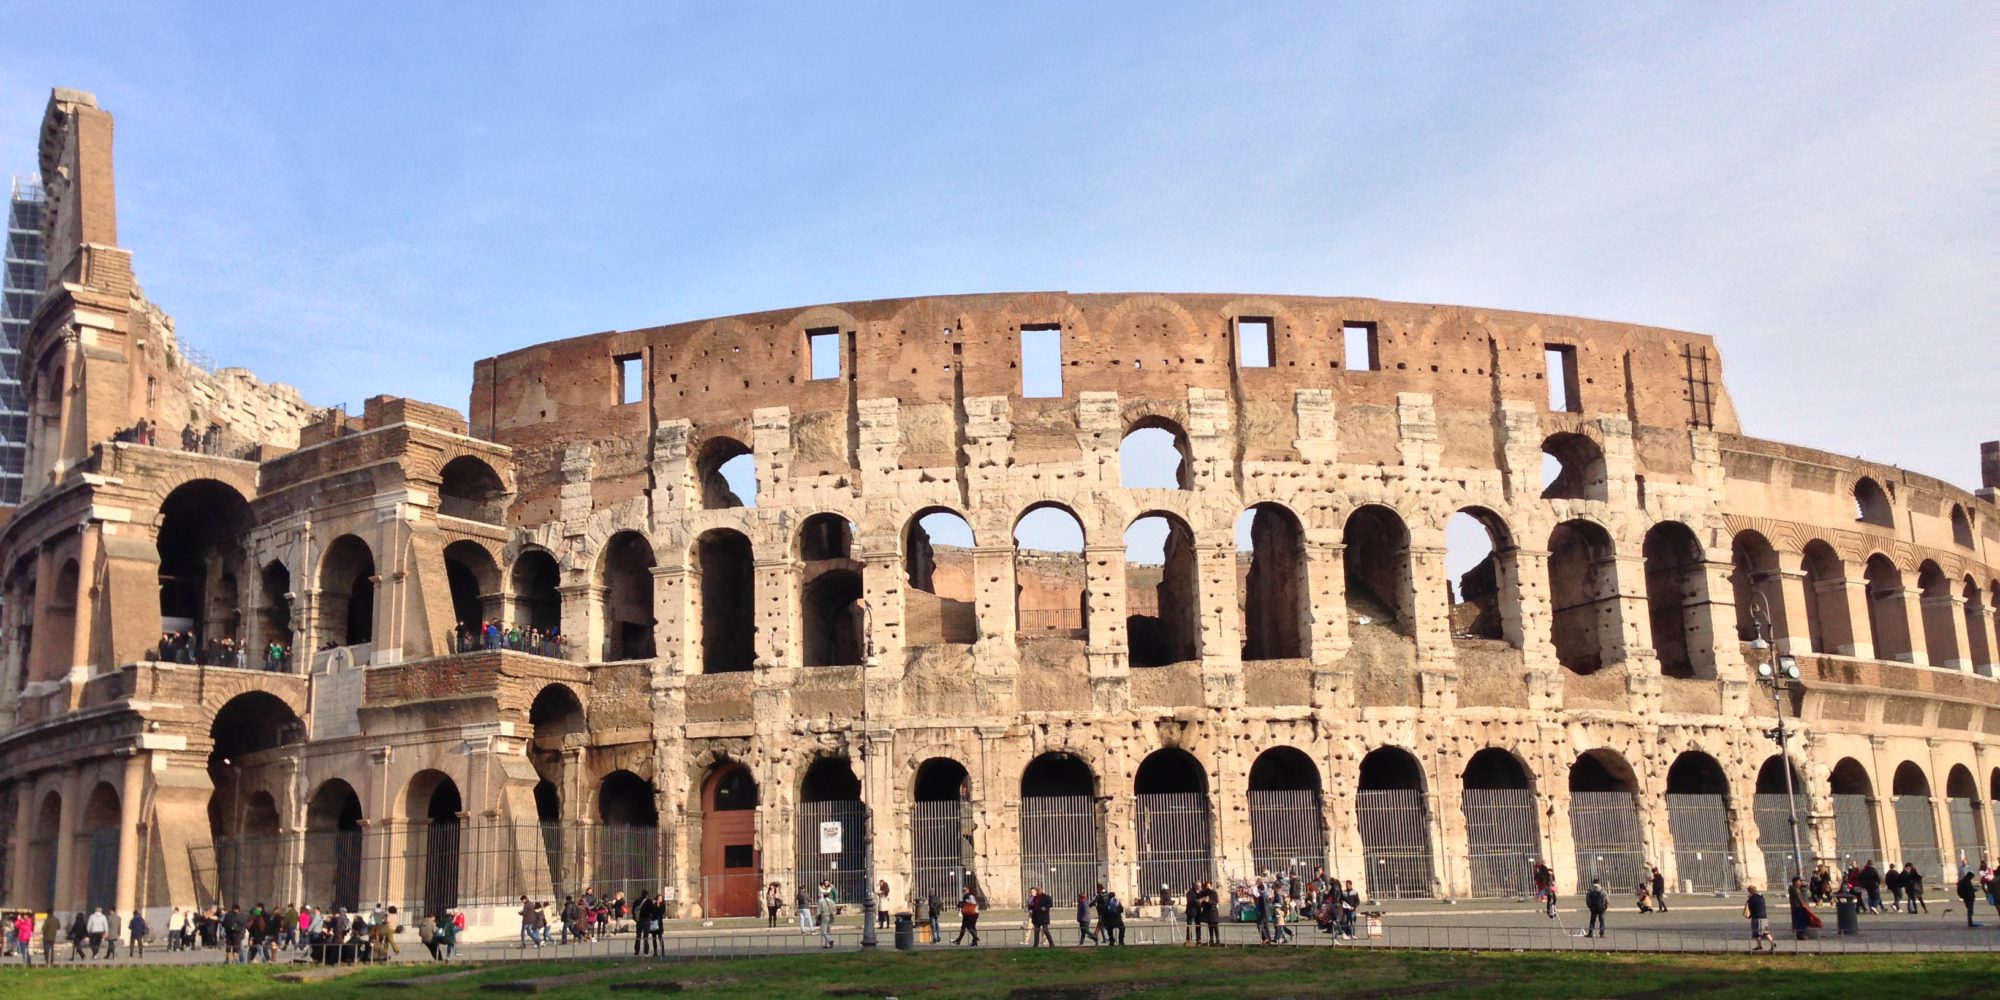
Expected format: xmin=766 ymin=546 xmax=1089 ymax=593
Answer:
xmin=128 ymin=910 xmax=148 ymax=957
xmin=1271 ymin=892 xmax=1296 ymax=943
xmin=1202 ymin=882 xmax=1223 ymax=945
xmin=442 ymin=909 xmax=461 ymax=960
xmin=766 ymin=883 xmax=783 ymax=928
xmin=645 ymin=893 xmax=665 ymax=955
xmin=633 ymin=892 xmax=659 ymax=956
xmin=219 ymin=905 xmax=243 ymax=963
xmin=926 ymin=892 xmax=943 ymax=945
xmin=1026 ymin=886 xmax=1053 ymax=946
xmin=1182 ymin=881 xmax=1200 ymax=945
xmin=876 ymin=879 xmax=892 ymax=930
xmin=1650 ymin=867 xmax=1668 ymax=913
xmin=817 ymin=878 xmax=840 ymax=949
xmin=1253 ymin=877 xmax=1272 ymax=944
xmin=796 ymin=884 xmax=816 ymax=934
xmin=1532 ymin=860 xmax=1554 ymax=917
xmin=12 ymin=912 xmax=32 ymax=965
xmin=1957 ymin=865 xmax=1982 ymax=928
xmin=1744 ymin=885 xmax=1774 ymax=952
xmin=1584 ymin=878 xmax=1608 ymax=938
xmin=1100 ymin=891 xmax=1126 ymax=946
xmin=166 ymin=907 xmax=185 ymax=951
xmin=1786 ymin=876 xmax=1816 ymax=940
xmin=39 ymin=913 xmax=58 ymax=966
xmin=953 ymin=886 xmax=981 ymax=946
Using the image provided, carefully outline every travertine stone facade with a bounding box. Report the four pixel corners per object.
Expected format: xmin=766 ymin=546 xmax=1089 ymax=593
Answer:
xmin=1 ymin=90 xmax=1996 ymax=935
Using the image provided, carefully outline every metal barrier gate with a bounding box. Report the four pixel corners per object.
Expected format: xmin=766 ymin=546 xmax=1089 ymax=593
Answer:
xmin=1356 ymin=789 xmax=1434 ymax=898
xmin=1569 ymin=791 xmax=1647 ymax=891
xmin=1832 ymin=793 xmax=1880 ymax=865
xmin=1665 ymin=793 xmax=1736 ymax=892
xmin=1460 ymin=788 xmax=1539 ymax=897
xmin=1018 ymin=793 xmax=1100 ymax=901
xmin=1135 ymin=792 xmax=1212 ymax=901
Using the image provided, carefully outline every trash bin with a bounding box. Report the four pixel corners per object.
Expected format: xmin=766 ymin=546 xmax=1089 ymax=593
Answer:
xmin=1834 ymin=893 xmax=1860 ymax=935
xmin=893 ymin=912 xmax=915 ymax=951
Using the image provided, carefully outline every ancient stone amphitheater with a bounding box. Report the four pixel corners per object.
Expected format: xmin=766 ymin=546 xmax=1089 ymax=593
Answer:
xmin=2 ymin=90 xmax=1996 ymax=935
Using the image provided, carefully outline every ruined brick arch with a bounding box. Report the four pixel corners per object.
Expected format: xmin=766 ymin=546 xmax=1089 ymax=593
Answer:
xmin=137 ymin=464 xmax=260 ymax=514
xmin=400 ymin=767 xmax=467 ymax=822
xmin=1459 ymin=744 xmax=1542 ymax=790
xmin=681 ymin=742 xmax=755 ymax=788
xmin=691 ymin=434 xmax=755 ymax=510
xmin=200 ymin=680 xmax=309 ymax=730
xmin=1019 ymin=740 xmax=1108 ymax=790
xmin=1123 ymin=508 xmax=1201 ymax=667
xmin=1540 ymin=430 xmax=1608 ymax=501
xmin=1341 ymin=501 xmax=1415 ymax=633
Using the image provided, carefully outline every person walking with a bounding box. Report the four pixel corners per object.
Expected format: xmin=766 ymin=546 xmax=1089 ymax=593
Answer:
xmin=1253 ymin=877 xmax=1273 ymax=944
xmin=926 ymin=892 xmax=943 ymax=945
xmin=39 ymin=913 xmax=58 ymax=966
xmin=1957 ymin=865 xmax=1982 ymax=928
xmin=441 ymin=909 xmax=461 ymax=960
xmin=1786 ymin=876 xmax=1818 ymax=940
xmin=12 ymin=912 xmax=32 ymax=965
xmin=517 ymin=895 xmax=537 ymax=949
xmin=1270 ymin=892 xmax=1296 ymax=943
xmin=1858 ymin=860 xmax=1883 ymax=913
xmin=953 ymin=886 xmax=981 ymax=946
xmin=1532 ymin=860 xmax=1555 ymax=917
xmin=1075 ymin=892 xmax=1095 ymax=945
xmin=1886 ymin=862 xmax=1906 ymax=912
xmin=816 ymin=879 xmax=840 ymax=949
xmin=419 ymin=913 xmax=440 ymax=960
xmin=1903 ymin=863 xmax=1927 ymax=913
xmin=1744 ymin=885 xmax=1774 ymax=952
xmin=1026 ymin=886 xmax=1054 ymax=947
xmin=85 ymin=908 xmax=108 ymax=959
xmin=1650 ymin=867 xmax=1668 ymax=913
xmin=103 ymin=909 xmax=121 ymax=959
xmin=128 ymin=910 xmax=148 ymax=958
xmin=1584 ymin=878 xmax=1608 ymax=938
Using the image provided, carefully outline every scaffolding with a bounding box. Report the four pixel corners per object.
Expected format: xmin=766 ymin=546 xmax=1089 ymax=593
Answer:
xmin=0 ymin=175 xmax=44 ymax=504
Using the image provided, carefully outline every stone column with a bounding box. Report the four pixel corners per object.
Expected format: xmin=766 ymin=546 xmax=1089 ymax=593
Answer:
xmin=969 ymin=545 xmax=1015 ymax=645
xmin=9 ymin=787 xmax=32 ymax=905
xmin=114 ymin=750 xmax=146 ymax=915
xmin=1083 ymin=544 xmax=1130 ymax=714
xmin=1931 ymin=593 xmax=1973 ymax=671
xmin=558 ymin=584 xmax=604 ymax=663
xmin=1512 ymin=546 xmax=1564 ymax=710
xmin=1866 ymin=737 xmax=1899 ymax=864
xmin=1886 ymin=580 xmax=1927 ymax=666
xmin=753 ymin=558 xmax=794 ymax=667
xmin=51 ymin=767 xmax=82 ymax=913
xmin=28 ymin=546 xmax=54 ymax=684
xmin=1409 ymin=541 xmax=1458 ymax=711
xmin=1828 ymin=576 xmax=1872 ymax=658
xmin=70 ymin=524 xmax=99 ymax=676
xmin=651 ymin=565 xmax=689 ymax=675
xmin=1972 ymin=604 xmax=1999 ymax=677
xmin=1196 ymin=538 xmax=1242 ymax=708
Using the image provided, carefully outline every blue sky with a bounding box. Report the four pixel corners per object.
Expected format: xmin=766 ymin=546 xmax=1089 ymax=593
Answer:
xmin=2 ymin=2 xmax=1991 ymax=531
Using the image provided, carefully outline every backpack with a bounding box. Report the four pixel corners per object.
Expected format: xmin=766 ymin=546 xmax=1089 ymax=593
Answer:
xmin=1106 ymin=896 xmax=1123 ymax=916
xmin=1586 ymin=887 xmax=1606 ymax=911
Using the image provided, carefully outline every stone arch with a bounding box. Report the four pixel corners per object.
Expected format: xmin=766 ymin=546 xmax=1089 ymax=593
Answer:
xmin=437 ymin=455 xmax=507 ymax=522
xmin=1945 ymin=764 xmax=1985 ymax=864
xmin=1729 ymin=529 xmax=1784 ymax=644
xmin=443 ymin=539 xmax=501 ymax=639
xmin=1891 ymin=761 xmax=1942 ymax=876
xmin=904 ymin=508 xmax=977 ymax=645
xmin=1753 ymin=755 xmax=1809 ymax=884
xmin=692 ymin=528 xmax=756 ymax=672
xmin=1829 ymin=757 xmax=1881 ymax=865
xmin=1643 ymin=520 xmax=1711 ymax=678
xmin=1548 ymin=518 xmax=1619 ymax=673
xmin=1134 ymin=747 xmax=1212 ymax=897
xmin=402 ymin=769 xmax=464 ymax=919
xmin=1344 ymin=503 xmax=1413 ymax=636
xmin=1949 ymin=504 xmax=1975 ymax=548
xmin=157 ymin=478 xmax=256 ymax=652
xmin=1853 ymin=476 xmax=1893 ymax=527
xmin=29 ymin=789 xmax=61 ymax=911
xmin=1014 ymin=502 xmax=1088 ymax=636
xmin=305 ymin=778 xmax=365 ymax=912
xmin=1962 ymin=577 xmax=1993 ymax=676
xmin=795 ymin=755 xmax=865 ymax=901
xmin=1862 ymin=553 xmax=1910 ymax=661
xmin=1665 ymin=751 xmax=1736 ymax=891
xmin=1247 ymin=747 xmax=1326 ymax=880
xmin=693 ymin=436 xmax=756 ymax=510
xmin=911 ymin=757 xmax=974 ymax=905
xmin=699 ymin=758 xmax=761 ymax=917
xmin=1019 ymin=751 xmax=1103 ymax=901
xmin=1569 ymin=749 xmax=1646 ymax=890
xmin=1125 ymin=510 xmax=1199 ymax=667
xmin=1542 ymin=432 xmax=1607 ymax=501
xmin=596 ymin=769 xmax=660 ymax=901
xmin=1800 ymin=540 xmax=1848 ymax=654
xmin=509 ymin=546 xmax=563 ymax=635
xmin=1917 ymin=561 xmax=1959 ymax=667
xmin=317 ymin=534 xmax=376 ymax=647
xmin=1119 ymin=416 xmax=1192 ymax=490
xmin=598 ymin=530 xmax=657 ymax=660
xmin=1357 ymin=746 xmax=1433 ymax=898
xmin=1238 ymin=502 xmax=1308 ymax=660
xmin=1447 ymin=506 xmax=1520 ymax=646
xmin=1460 ymin=748 xmax=1541 ymax=896
xmin=76 ymin=781 xmax=121 ymax=911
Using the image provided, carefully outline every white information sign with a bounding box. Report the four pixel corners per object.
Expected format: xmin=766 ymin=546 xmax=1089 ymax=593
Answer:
xmin=819 ymin=820 xmax=844 ymax=855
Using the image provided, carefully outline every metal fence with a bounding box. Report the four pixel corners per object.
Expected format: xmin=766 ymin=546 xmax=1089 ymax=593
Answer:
xmin=793 ymin=800 xmax=869 ymax=905
xmin=1570 ymin=792 xmax=1648 ymax=892
xmin=1017 ymin=794 xmax=1101 ymax=901
xmin=1891 ymin=795 xmax=1942 ymax=877
xmin=1247 ymin=789 xmax=1328 ymax=881
xmin=1665 ymin=793 xmax=1736 ymax=892
xmin=1356 ymin=789 xmax=1434 ymax=898
xmin=1460 ymin=789 xmax=1540 ymax=897
xmin=190 ymin=820 xmax=664 ymax=918
xmin=1754 ymin=793 xmax=1806 ymax=884
xmin=1832 ymin=794 xmax=1880 ymax=864
xmin=910 ymin=800 xmax=974 ymax=904
xmin=1135 ymin=792 xmax=1213 ymax=899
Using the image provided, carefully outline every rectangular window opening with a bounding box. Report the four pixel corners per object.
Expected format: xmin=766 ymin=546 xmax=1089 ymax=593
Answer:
xmin=1238 ymin=317 xmax=1273 ymax=369
xmin=1545 ymin=344 xmax=1580 ymax=412
xmin=1021 ymin=324 xmax=1063 ymax=398
xmin=722 ymin=844 xmax=753 ymax=869
xmin=615 ymin=354 xmax=643 ymax=405
xmin=807 ymin=327 xmax=842 ymax=381
xmin=1342 ymin=322 xmax=1378 ymax=371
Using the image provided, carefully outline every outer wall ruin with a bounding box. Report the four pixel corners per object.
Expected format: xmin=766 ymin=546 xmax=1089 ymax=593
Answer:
xmin=2 ymin=90 xmax=1997 ymax=935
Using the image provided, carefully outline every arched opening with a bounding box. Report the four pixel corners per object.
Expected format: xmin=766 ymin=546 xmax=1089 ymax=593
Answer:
xmin=1134 ymin=748 xmax=1213 ymax=898
xmin=1963 ymin=578 xmax=1993 ymax=677
xmin=438 ymin=455 xmax=506 ymax=522
xmin=1569 ymin=750 xmax=1646 ymax=890
xmin=1447 ymin=508 xmax=1518 ymax=646
xmin=1917 ymin=562 xmax=1959 ymax=668
xmin=694 ymin=437 xmax=757 ymax=509
xmin=1863 ymin=554 xmax=1910 ymax=661
xmin=1853 ymin=477 xmax=1893 ymax=527
xmin=1729 ymin=531 xmax=1784 ymax=644
xmin=526 ymin=682 xmax=580 ymax=890
xmin=1549 ymin=519 xmax=1618 ymax=673
xmin=600 ymin=531 xmax=657 ymax=660
xmin=78 ymin=782 xmax=121 ymax=912
xmin=1829 ymin=758 xmax=1880 ymax=866
xmin=693 ymin=529 xmax=756 ymax=672
xmin=510 ymin=548 xmax=563 ymax=641
xmin=532 ymin=778 xmax=566 ymax=895
xmin=795 ymin=756 xmax=865 ymax=902
xmin=1343 ymin=505 xmax=1412 ymax=637
xmin=1460 ymin=749 xmax=1541 ymax=897
xmin=1247 ymin=747 xmax=1326 ymax=882
xmin=700 ymin=760 xmax=761 ymax=917
xmin=1891 ymin=762 xmax=1941 ymax=877
xmin=1019 ymin=752 xmax=1102 ymax=901
xmin=444 ymin=540 xmax=500 ymax=641
xmin=29 ymin=791 xmax=61 ymax=911
xmin=596 ymin=770 xmax=660 ymax=901
xmin=1945 ymin=765 xmax=1985 ymax=867
xmin=305 ymin=779 xmax=364 ymax=912
xmin=318 ymin=535 xmax=376 ymax=647
xmin=405 ymin=770 xmax=462 ymax=919
xmin=1014 ymin=505 xmax=1086 ymax=637
xmin=1125 ymin=512 xmax=1199 ymax=667
xmin=1237 ymin=504 xmax=1307 ymax=660
xmin=1357 ymin=747 xmax=1433 ymax=898
xmin=1800 ymin=541 xmax=1848 ymax=655
xmin=258 ymin=560 xmax=293 ymax=666
xmin=157 ymin=479 xmax=255 ymax=652
xmin=1643 ymin=521 xmax=1711 ymax=678
xmin=205 ymin=690 xmax=302 ymax=906
xmin=1665 ymin=752 xmax=1735 ymax=891
xmin=905 ymin=509 xmax=977 ymax=644
xmin=911 ymin=758 xmax=974 ymax=906
xmin=1950 ymin=505 xmax=1975 ymax=548
xmin=800 ymin=514 xmax=864 ymax=666
xmin=1119 ymin=419 xmax=1192 ymax=490
xmin=1541 ymin=433 xmax=1607 ymax=501
xmin=1753 ymin=756 xmax=1809 ymax=883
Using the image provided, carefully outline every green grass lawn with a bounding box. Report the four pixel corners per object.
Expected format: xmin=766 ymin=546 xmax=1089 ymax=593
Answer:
xmin=0 ymin=948 xmax=1992 ymax=999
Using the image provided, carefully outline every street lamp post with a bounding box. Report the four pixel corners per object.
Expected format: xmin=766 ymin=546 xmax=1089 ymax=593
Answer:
xmin=1749 ymin=591 xmax=1807 ymax=882
xmin=857 ymin=599 xmax=879 ymax=949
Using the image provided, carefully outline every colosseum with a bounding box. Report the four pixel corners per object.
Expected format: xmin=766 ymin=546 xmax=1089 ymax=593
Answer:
xmin=2 ymin=90 xmax=1996 ymax=936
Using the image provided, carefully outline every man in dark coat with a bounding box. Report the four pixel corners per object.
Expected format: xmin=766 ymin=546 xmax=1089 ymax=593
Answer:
xmin=1584 ymin=878 xmax=1608 ymax=937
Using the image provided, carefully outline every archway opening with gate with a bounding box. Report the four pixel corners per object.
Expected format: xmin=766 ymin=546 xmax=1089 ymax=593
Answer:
xmin=1753 ymin=756 xmax=1809 ymax=885
xmin=1664 ymin=752 xmax=1735 ymax=892
xmin=1018 ymin=752 xmax=1101 ymax=901
xmin=911 ymin=757 xmax=974 ymax=907
xmin=305 ymin=779 xmax=364 ymax=912
xmin=596 ymin=770 xmax=660 ymax=901
xmin=1569 ymin=750 xmax=1647 ymax=891
xmin=1134 ymin=748 xmax=1214 ymax=901
xmin=1829 ymin=758 xmax=1881 ymax=867
xmin=1460 ymin=749 xmax=1540 ymax=896
xmin=1246 ymin=747 xmax=1326 ymax=884
xmin=405 ymin=771 xmax=462 ymax=919
xmin=1357 ymin=747 xmax=1433 ymax=898
xmin=795 ymin=756 xmax=866 ymax=903
xmin=1891 ymin=762 xmax=1941 ymax=877
xmin=1945 ymin=766 xmax=1986 ymax=867
xmin=700 ymin=760 xmax=760 ymax=917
